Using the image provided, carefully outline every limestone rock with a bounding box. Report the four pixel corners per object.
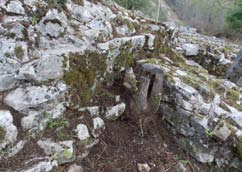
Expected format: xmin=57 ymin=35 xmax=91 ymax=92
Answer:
xmin=182 ymin=43 xmax=199 ymax=56
xmin=78 ymin=106 xmax=100 ymax=116
xmin=0 ymin=74 xmax=17 ymax=92
xmin=7 ymin=140 xmax=27 ymax=158
xmin=92 ymin=117 xmax=105 ymax=137
xmin=212 ymin=121 xmax=232 ymax=141
xmin=37 ymin=140 xmax=75 ymax=165
xmin=21 ymin=160 xmax=57 ymax=172
xmin=68 ymin=164 xmax=83 ymax=172
xmin=179 ymin=138 xmax=215 ymax=163
xmin=21 ymin=103 xmax=65 ymax=130
xmin=37 ymin=9 xmax=67 ymax=38
xmin=0 ymin=110 xmax=18 ymax=151
xmin=75 ymin=124 xmax=90 ymax=141
xmin=6 ymin=0 xmax=25 ymax=15
xmin=4 ymin=86 xmax=64 ymax=113
xmin=105 ymin=103 xmax=126 ymax=120
xmin=137 ymin=163 xmax=151 ymax=172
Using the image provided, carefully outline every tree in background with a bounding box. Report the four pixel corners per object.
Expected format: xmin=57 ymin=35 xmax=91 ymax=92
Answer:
xmin=113 ymin=0 xmax=167 ymax=21
xmin=113 ymin=0 xmax=150 ymax=11
xmin=225 ymin=0 xmax=242 ymax=34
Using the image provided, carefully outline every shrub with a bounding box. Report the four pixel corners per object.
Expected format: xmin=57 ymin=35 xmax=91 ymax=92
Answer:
xmin=113 ymin=0 xmax=167 ymax=21
xmin=225 ymin=0 xmax=242 ymax=34
xmin=113 ymin=0 xmax=150 ymax=11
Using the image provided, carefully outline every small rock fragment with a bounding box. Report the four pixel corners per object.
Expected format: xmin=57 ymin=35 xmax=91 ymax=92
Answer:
xmin=75 ymin=124 xmax=90 ymax=141
xmin=105 ymin=103 xmax=126 ymax=120
xmin=137 ymin=163 xmax=151 ymax=172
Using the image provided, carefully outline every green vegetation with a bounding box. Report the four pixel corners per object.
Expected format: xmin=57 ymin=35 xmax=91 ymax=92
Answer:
xmin=47 ymin=118 xmax=69 ymax=129
xmin=14 ymin=46 xmax=24 ymax=60
xmin=72 ymin=0 xmax=84 ymax=6
xmin=173 ymin=154 xmax=189 ymax=165
xmin=205 ymin=128 xmax=214 ymax=137
xmin=31 ymin=16 xmax=38 ymax=25
xmin=63 ymin=148 xmax=73 ymax=159
xmin=63 ymin=52 xmax=107 ymax=106
xmin=113 ymin=0 xmax=150 ymax=11
xmin=225 ymin=0 xmax=242 ymax=34
xmin=236 ymin=137 xmax=242 ymax=160
xmin=113 ymin=0 xmax=167 ymax=21
xmin=0 ymin=127 xmax=6 ymax=143
xmin=50 ymin=166 xmax=65 ymax=172
xmin=113 ymin=42 xmax=134 ymax=70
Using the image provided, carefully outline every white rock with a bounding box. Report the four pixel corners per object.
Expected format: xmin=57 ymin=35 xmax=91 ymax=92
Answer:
xmin=78 ymin=106 xmax=100 ymax=116
xmin=137 ymin=163 xmax=151 ymax=172
xmin=92 ymin=117 xmax=105 ymax=138
xmin=21 ymin=160 xmax=57 ymax=172
xmin=4 ymin=86 xmax=61 ymax=113
xmin=219 ymin=53 xmax=231 ymax=65
xmin=21 ymin=103 xmax=65 ymax=130
xmin=75 ymin=124 xmax=90 ymax=141
xmin=35 ymin=55 xmax=64 ymax=81
xmin=212 ymin=121 xmax=231 ymax=141
xmin=93 ymin=117 xmax=105 ymax=130
xmin=10 ymin=23 xmax=26 ymax=39
xmin=147 ymin=34 xmax=155 ymax=50
xmin=37 ymin=140 xmax=75 ymax=164
xmin=0 ymin=74 xmax=17 ymax=91
xmin=37 ymin=9 xmax=67 ymax=38
xmin=0 ymin=110 xmax=18 ymax=151
xmin=105 ymin=103 xmax=126 ymax=120
xmin=68 ymin=164 xmax=83 ymax=172
xmin=7 ymin=140 xmax=27 ymax=158
xmin=6 ymin=0 xmax=25 ymax=15
xmin=225 ymin=103 xmax=242 ymax=128
xmin=182 ymin=43 xmax=199 ymax=56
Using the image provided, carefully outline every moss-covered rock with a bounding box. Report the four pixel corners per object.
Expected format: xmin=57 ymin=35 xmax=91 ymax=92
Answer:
xmin=113 ymin=41 xmax=134 ymax=70
xmin=0 ymin=127 xmax=6 ymax=143
xmin=14 ymin=45 xmax=24 ymax=60
xmin=63 ymin=51 xmax=107 ymax=106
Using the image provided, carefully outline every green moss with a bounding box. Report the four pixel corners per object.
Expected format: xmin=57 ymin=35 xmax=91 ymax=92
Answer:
xmin=50 ymin=166 xmax=65 ymax=172
xmin=152 ymin=30 xmax=186 ymax=67
xmin=80 ymin=137 xmax=94 ymax=146
xmin=227 ymin=89 xmax=240 ymax=102
xmin=207 ymin=79 xmax=225 ymax=99
xmin=63 ymin=51 xmax=107 ymax=106
xmin=226 ymin=89 xmax=242 ymax=111
xmin=164 ymin=73 xmax=176 ymax=84
xmin=146 ymin=58 xmax=161 ymax=64
xmin=0 ymin=127 xmax=6 ymax=143
xmin=72 ymin=0 xmax=84 ymax=5
xmin=63 ymin=148 xmax=73 ymax=159
xmin=133 ymin=21 xmax=141 ymax=31
xmin=180 ymin=76 xmax=201 ymax=89
xmin=194 ymin=113 xmax=205 ymax=119
xmin=14 ymin=46 xmax=24 ymax=60
xmin=125 ymin=19 xmax=135 ymax=32
xmin=236 ymin=137 xmax=242 ymax=161
xmin=47 ymin=118 xmax=69 ymax=129
xmin=34 ymin=2 xmax=49 ymax=19
xmin=113 ymin=41 xmax=134 ymax=70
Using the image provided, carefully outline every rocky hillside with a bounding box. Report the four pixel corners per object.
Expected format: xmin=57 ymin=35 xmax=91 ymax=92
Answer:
xmin=0 ymin=0 xmax=241 ymax=172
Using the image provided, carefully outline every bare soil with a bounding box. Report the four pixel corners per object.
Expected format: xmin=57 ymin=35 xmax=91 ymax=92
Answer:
xmin=81 ymin=113 xmax=209 ymax=172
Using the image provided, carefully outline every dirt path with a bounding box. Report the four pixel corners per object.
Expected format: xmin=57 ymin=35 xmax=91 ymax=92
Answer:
xmin=81 ymin=113 xmax=209 ymax=172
